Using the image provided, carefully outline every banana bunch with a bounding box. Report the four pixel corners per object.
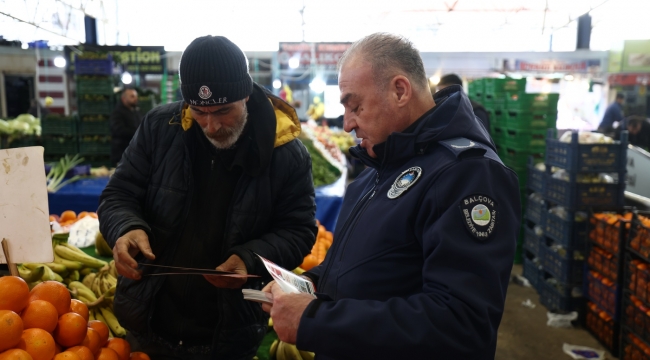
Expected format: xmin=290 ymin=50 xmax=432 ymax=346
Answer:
xmin=270 ymin=340 xmax=315 ymax=360
xmin=88 ymin=304 xmax=127 ymax=338
xmin=83 ymin=261 xmax=118 ymax=308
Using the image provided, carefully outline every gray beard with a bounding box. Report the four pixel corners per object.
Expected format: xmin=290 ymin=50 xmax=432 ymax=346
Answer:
xmin=203 ymin=106 xmax=248 ymax=149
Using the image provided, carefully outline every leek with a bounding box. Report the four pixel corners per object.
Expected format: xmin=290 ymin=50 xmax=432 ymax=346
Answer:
xmin=46 ymin=154 xmax=85 ymax=193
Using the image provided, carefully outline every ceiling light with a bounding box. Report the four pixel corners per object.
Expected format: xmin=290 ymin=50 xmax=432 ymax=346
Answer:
xmin=121 ymin=72 xmax=132 ymax=85
xmin=309 ymin=78 xmax=326 ymax=93
xmin=289 ymin=57 xmax=300 ymax=69
xmin=429 ymin=76 xmax=440 ymax=85
xmin=564 ymin=74 xmax=574 ymax=81
xmin=53 ymin=56 xmax=66 ymax=68
xmin=273 ymin=79 xmax=282 ymax=89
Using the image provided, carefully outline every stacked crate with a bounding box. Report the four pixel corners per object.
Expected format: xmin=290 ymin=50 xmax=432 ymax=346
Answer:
xmin=523 ymin=130 xmax=628 ymax=319
xmin=620 ymin=212 xmax=650 ymax=359
xmin=75 ymin=55 xmax=114 ymax=167
xmin=41 ymin=114 xmax=78 ymax=161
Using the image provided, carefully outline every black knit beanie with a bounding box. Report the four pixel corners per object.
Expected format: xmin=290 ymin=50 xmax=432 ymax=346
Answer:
xmin=180 ymin=36 xmax=253 ymax=106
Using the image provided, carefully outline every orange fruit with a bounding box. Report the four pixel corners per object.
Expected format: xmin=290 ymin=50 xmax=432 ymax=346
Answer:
xmin=68 ymin=300 xmax=89 ymax=322
xmin=105 ymin=338 xmax=130 ymax=360
xmin=0 ymin=276 xmax=30 ymax=313
xmin=300 ymin=254 xmax=318 ymax=271
xmin=21 ymin=300 xmax=58 ymax=333
xmin=77 ymin=212 xmax=89 ymax=220
xmin=16 ymin=328 xmax=56 ymax=360
xmin=53 ymin=351 xmax=81 ymax=360
xmin=0 ymin=310 xmax=23 ymax=352
xmin=60 ymin=211 xmax=77 ymax=223
xmin=66 ymin=347 xmax=93 ymax=360
xmin=129 ymin=352 xmax=150 ymax=360
xmin=87 ymin=321 xmax=109 ymax=347
xmin=96 ymin=348 xmax=119 ymax=360
xmin=0 ymin=349 xmax=34 ymax=360
xmin=53 ymin=313 xmax=87 ymax=347
xmin=81 ymin=328 xmax=101 ymax=355
xmin=88 ymin=213 xmax=98 ymax=219
xmin=28 ymin=281 xmax=71 ymax=317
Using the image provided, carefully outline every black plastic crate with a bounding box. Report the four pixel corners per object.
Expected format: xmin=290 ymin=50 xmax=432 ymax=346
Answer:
xmin=544 ymin=174 xmax=625 ymax=209
xmin=629 ymin=213 xmax=650 ymax=261
xmin=79 ymin=137 xmax=111 ymax=156
xmin=545 ymin=130 xmax=628 ymax=173
xmin=586 ymin=270 xmax=619 ymax=320
xmin=621 ymin=328 xmax=650 ymax=360
xmin=588 ymin=244 xmax=620 ymax=283
xmin=79 ymin=120 xmax=110 ymax=135
xmin=523 ymin=224 xmax=544 ymax=256
xmin=525 ymin=193 xmax=545 ymax=225
xmin=42 ymin=116 xmax=77 ymax=136
xmin=74 ymin=55 xmax=113 ymax=76
xmin=5 ymin=136 xmax=39 ymax=148
xmin=523 ymin=253 xmax=543 ymax=291
xmin=77 ymin=78 xmax=114 ymax=95
xmin=527 ymin=158 xmax=545 ymax=193
xmin=78 ymin=100 xmax=113 ymax=116
xmin=585 ymin=301 xmax=619 ymax=355
xmin=544 ymin=207 xmax=588 ymax=249
xmin=43 ymin=136 xmax=78 ymax=155
xmin=623 ymin=293 xmax=650 ymax=348
xmin=540 ymin=239 xmax=585 ymax=284
xmin=539 ymin=274 xmax=581 ymax=312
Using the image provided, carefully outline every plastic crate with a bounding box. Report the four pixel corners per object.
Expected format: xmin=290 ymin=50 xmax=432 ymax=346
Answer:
xmin=523 ymin=254 xmax=543 ymax=290
xmin=527 ymin=159 xmax=545 ymax=193
xmin=482 ymin=96 xmax=505 ymax=111
xmin=503 ymin=148 xmax=544 ymax=169
xmin=585 ymin=301 xmax=619 ymax=354
xmin=544 ymin=208 xmax=588 ymax=249
xmin=503 ymin=128 xmax=546 ymax=152
xmin=523 ymin=225 xmax=544 ymax=256
xmin=79 ymin=120 xmax=110 ymax=135
xmin=79 ymin=137 xmax=111 ymax=155
xmin=492 ymin=127 xmax=505 ymax=146
xmin=74 ymin=55 xmax=113 ymax=76
xmin=41 ymin=116 xmax=77 ymax=136
xmin=77 ymin=78 xmax=113 ymax=95
xmin=588 ymin=245 xmax=620 ymax=282
xmin=505 ymin=93 xmax=559 ymax=112
xmin=589 ymin=210 xmax=632 ymax=256
xmin=586 ymin=270 xmax=619 ymax=319
xmin=539 ymin=275 xmax=581 ymax=312
xmin=468 ymin=78 xmax=484 ymax=98
xmin=629 ymin=213 xmax=650 ymax=260
xmin=43 ymin=136 xmax=78 ymax=155
xmin=525 ymin=194 xmax=545 ymax=225
xmin=78 ymin=100 xmax=113 ymax=116
xmin=545 ymin=130 xmax=628 ymax=173
xmin=540 ymin=239 xmax=585 ymax=284
xmin=484 ymin=78 xmax=526 ymax=94
xmin=621 ymin=329 xmax=650 ymax=360
xmin=544 ymin=174 xmax=625 ymax=209
xmin=82 ymin=156 xmax=112 ymax=168
xmin=623 ymin=293 xmax=650 ymax=347
xmin=503 ymin=109 xmax=556 ymax=130
xmin=625 ymin=253 xmax=650 ymax=304
xmin=6 ymin=136 xmax=39 ymax=148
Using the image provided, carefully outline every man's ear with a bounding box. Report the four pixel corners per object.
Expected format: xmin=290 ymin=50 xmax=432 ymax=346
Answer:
xmin=391 ymin=75 xmax=412 ymax=107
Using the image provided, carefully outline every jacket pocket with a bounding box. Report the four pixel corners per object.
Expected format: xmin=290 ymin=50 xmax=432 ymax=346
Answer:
xmin=114 ymin=276 xmax=156 ymax=338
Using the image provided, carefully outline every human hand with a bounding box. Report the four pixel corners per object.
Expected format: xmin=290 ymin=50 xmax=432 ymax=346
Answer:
xmin=113 ymin=229 xmax=155 ymax=280
xmin=203 ymin=254 xmax=248 ymax=288
xmin=264 ymin=282 xmax=315 ymax=344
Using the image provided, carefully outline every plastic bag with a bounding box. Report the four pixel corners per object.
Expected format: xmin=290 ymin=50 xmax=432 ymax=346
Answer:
xmin=562 ymin=343 xmax=605 ymax=359
xmin=546 ymin=311 xmax=578 ymax=328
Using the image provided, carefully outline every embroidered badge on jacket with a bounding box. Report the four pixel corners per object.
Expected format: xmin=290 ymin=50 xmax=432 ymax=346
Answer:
xmin=387 ymin=167 xmax=422 ymax=199
xmin=459 ymin=194 xmax=498 ymax=240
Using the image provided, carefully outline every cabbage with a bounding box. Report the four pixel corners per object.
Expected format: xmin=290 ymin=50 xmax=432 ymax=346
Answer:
xmin=15 ymin=114 xmax=38 ymax=126
xmin=0 ymin=119 xmax=12 ymax=134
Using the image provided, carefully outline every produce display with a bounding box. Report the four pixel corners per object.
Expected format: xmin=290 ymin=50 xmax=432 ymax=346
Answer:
xmin=298 ymin=222 xmax=333 ymax=271
xmin=268 ymin=339 xmax=314 ymax=360
xmin=299 ymin=138 xmax=341 ymax=187
xmin=328 ymin=129 xmax=356 ymax=154
xmin=46 ymin=155 xmax=86 ymax=193
xmin=0 ymin=114 xmax=42 ymax=137
xmin=559 ymin=131 xmax=614 ymax=144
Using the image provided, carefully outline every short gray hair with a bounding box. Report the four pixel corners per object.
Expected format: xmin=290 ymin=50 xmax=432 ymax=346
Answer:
xmin=338 ymin=33 xmax=429 ymax=91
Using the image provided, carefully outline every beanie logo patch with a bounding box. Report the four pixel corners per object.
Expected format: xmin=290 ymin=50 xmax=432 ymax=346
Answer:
xmin=198 ymin=86 xmax=212 ymax=99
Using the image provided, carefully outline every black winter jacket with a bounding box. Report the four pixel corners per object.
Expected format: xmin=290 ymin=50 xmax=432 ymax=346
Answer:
xmin=109 ymin=101 xmax=142 ymax=166
xmin=98 ymin=84 xmax=317 ymax=359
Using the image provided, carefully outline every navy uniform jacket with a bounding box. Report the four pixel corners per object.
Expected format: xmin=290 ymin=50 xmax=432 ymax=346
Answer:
xmin=297 ymin=85 xmax=521 ymax=360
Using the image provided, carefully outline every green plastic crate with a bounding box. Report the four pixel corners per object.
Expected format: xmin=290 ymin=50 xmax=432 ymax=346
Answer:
xmin=79 ymin=137 xmax=111 ymax=155
xmin=503 ymin=148 xmax=545 ymax=169
xmin=43 ymin=136 xmax=78 ymax=155
xmin=482 ymin=95 xmax=506 ymax=110
xmin=6 ymin=136 xmax=39 ymax=149
xmin=79 ymin=120 xmax=110 ymax=135
xmin=505 ymin=93 xmax=559 ymax=112
xmin=78 ymin=100 xmax=113 ymax=116
xmin=77 ymin=78 xmax=113 ymax=96
xmin=468 ymin=78 xmax=484 ymax=99
xmin=42 ymin=116 xmax=77 ymax=136
xmin=484 ymin=78 xmax=526 ymax=94
xmin=503 ymin=128 xmax=546 ymax=152
xmin=503 ymin=110 xmax=557 ymax=130
xmin=492 ymin=127 xmax=506 ymax=146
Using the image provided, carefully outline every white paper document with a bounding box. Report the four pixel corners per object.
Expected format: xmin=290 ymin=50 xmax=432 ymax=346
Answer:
xmin=242 ymin=254 xmax=316 ymax=304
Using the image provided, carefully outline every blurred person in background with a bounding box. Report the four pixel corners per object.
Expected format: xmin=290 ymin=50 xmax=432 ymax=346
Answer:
xmin=110 ymin=88 xmax=142 ymax=166
xmin=437 ymin=73 xmax=490 ymax=130
xmin=598 ymin=93 xmax=625 ymax=134
xmin=616 ymin=115 xmax=650 ymax=151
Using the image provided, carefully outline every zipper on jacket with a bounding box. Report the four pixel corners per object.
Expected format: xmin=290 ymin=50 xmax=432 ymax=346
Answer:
xmin=320 ymin=171 xmax=380 ymax=282
xmin=337 ymin=172 xmax=379 ymax=260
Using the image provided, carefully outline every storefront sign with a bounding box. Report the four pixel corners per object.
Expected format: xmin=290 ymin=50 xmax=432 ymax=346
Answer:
xmin=621 ymin=40 xmax=650 ymax=73
xmin=278 ymin=42 xmax=351 ymax=70
xmin=64 ymin=45 xmax=166 ymax=74
xmin=514 ymin=59 xmax=601 ymax=72
xmin=607 ymin=73 xmax=650 ymax=86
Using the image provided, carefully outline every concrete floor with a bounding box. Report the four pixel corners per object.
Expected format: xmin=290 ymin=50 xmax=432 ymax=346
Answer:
xmin=496 ymin=265 xmax=617 ymax=360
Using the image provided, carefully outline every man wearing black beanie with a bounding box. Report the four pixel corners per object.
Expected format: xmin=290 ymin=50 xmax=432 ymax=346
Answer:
xmin=98 ymin=35 xmax=317 ymax=359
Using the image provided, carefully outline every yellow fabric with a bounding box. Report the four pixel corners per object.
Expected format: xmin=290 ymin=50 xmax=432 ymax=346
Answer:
xmin=178 ymin=97 xmax=301 ymax=148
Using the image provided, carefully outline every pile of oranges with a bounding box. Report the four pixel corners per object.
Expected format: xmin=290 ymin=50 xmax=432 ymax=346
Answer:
xmin=587 ymin=271 xmax=617 ymax=316
xmin=49 ymin=211 xmax=98 ymax=228
xmin=300 ymin=222 xmax=333 ymax=271
xmin=585 ymin=302 xmax=614 ymax=349
xmin=630 ymin=214 xmax=650 ymax=259
xmin=0 ymin=276 xmax=148 ymax=360
xmin=624 ymin=333 xmax=650 ymax=360
xmin=589 ymin=212 xmax=633 ymax=254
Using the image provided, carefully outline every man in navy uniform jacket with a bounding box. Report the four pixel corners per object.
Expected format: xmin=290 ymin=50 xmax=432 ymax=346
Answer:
xmin=263 ymin=33 xmax=521 ymax=360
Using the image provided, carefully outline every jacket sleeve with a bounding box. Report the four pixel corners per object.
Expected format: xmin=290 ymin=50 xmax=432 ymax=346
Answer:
xmin=98 ymin=113 xmax=155 ymax=248
xmin=228 ymin=140 xmax=318 ymax=277
xmin=110 ymin=107 xmax=138 ymax=138
xmin=296 ymin=158 xmax=521 ymax=359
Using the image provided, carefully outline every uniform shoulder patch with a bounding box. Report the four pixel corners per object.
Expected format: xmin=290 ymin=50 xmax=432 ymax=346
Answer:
xmin=459 ymin=194 xmax=498 ymax=240
xmin=439 ymin=138 xmax=487 ymax=158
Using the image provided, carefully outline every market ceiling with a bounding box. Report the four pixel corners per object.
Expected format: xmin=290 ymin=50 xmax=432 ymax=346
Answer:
xmin=0 ymin=0 xmax=648 ymax=52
